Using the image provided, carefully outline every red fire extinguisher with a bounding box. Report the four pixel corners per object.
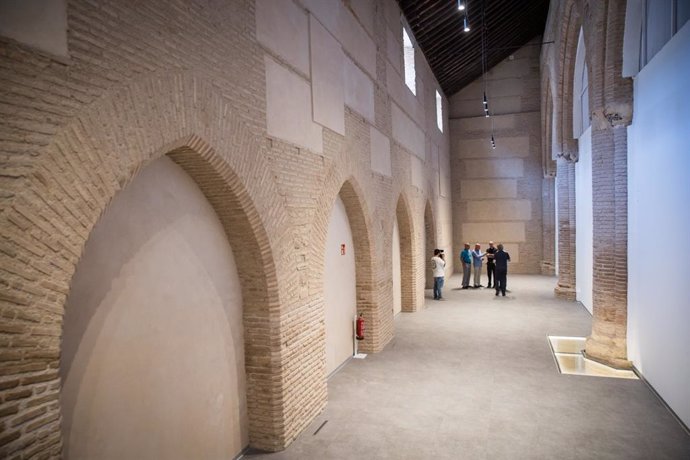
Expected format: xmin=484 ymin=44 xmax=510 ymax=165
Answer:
xmin=356 ymin=313 xmax=365 ymax=341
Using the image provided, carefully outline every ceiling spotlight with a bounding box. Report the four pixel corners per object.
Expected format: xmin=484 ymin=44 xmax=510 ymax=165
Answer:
xmin=463 ymin=16 xmax=470 ymax=32
xmin=457 ymin=0 xmax=466 ymax=11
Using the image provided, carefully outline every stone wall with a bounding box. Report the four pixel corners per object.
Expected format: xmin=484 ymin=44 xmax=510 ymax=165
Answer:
xmin=0 ymin=0 xmax=452 ymax=456
xmin=449 ymin=39 xmax=543 ymax=273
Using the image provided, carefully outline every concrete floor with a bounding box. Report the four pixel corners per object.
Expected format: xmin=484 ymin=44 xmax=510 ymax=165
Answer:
xmin=246 ymin=275 xmax=690 ymax=459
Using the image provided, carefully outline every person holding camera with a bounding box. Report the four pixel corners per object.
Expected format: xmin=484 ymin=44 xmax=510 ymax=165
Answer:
xmin=431 ymin=249 xmax=446 ymax=300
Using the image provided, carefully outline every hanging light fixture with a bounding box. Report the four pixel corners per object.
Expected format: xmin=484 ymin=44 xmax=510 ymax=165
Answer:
xmin=463 ymin=16 xmax=470 ymax=32
xmin=457 ymin=0 xmax=466 ymax=11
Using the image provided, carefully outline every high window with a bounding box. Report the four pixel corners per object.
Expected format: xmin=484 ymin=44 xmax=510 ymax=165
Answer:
xmin=573 ymin=28 xmax=590 ymax=138
xmin=435 ymin=90 xmax=443 ymax=132
xmin=403 ymin=27 xmax=416 ymax=95
xmin=623 ymin=0 xmax=690 ymax=77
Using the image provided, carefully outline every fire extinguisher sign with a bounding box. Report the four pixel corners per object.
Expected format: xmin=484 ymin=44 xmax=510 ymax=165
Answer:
xmin=341 ymin=243 xmax=346 ymax=255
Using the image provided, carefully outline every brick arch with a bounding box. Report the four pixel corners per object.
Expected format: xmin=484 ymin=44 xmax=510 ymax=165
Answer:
xmin=336 ymin=179 xmax=378 ymax=352
xmin=547 ymin=0 xmax=633 ymax=368
xmin=424 ymin=200 xmax=437 ymax=290
xmin=395 ymin=193 xmax=419 ymax=312
xmin=0 ymin=73 xmax=291 ymax=455
xmin=551 ymin=0 xmax=583 ymax=302
xmin=311 ymin=171 xmax=381 ymax=353
xmin=555 ymin=0 xmax=584 ymax=161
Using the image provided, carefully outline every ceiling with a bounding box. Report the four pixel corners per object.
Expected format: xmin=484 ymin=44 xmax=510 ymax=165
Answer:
xmin=396 ymin=0 xmax=550 ymax=96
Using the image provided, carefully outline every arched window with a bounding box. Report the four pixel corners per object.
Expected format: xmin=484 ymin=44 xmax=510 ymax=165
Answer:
xmin=573 ymin=28 xmax=590 ymax=139
xmin=623 ymin=0 xmax=690 ymax=77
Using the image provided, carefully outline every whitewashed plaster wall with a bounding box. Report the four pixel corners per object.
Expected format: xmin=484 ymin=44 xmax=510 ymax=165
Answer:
xmin=60 ymin=157 xmax=247 ymax=459
xmin=575 ymin=127 xmax=593 ymax=313
xmin=627 ymin=22 xmax=690 ymax=429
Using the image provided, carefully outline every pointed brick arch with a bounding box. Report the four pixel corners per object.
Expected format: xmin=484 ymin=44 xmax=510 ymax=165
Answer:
xmin=311 ymin=158 xmax=391 ymax=353
xmin=395 ymin=193 xmax=419 ymax=312
xmin=0 ymin=73 xmax=295 ymax=455
xmin=546 ymin=0 xmax=633 ymax=369
xmin=333 ymin=179 xmax=378 ymax=352
xmin=556 ymin=0 xmax=584 ymax=162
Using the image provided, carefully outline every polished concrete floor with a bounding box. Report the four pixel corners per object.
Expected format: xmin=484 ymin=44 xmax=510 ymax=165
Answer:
xmin=246 ymin=275 xmax=690 ymax=459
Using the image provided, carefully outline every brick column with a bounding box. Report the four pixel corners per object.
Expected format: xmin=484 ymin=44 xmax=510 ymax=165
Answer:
xmin=584 ymin=125 xmax=630 ymax=368
xmin=541 ymin=176 xmax=557 ymax=275
xmin=554 ymin=157 xmax=576 ymax=299
xmin=581 ymin=0 xmax=632 ymax=369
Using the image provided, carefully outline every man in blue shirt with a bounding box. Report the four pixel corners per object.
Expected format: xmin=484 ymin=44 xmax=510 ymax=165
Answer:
xmin=460 ymin=243 xmax=472 ymax=289
xmin=471 ymin=243 xmax=486 ymax=288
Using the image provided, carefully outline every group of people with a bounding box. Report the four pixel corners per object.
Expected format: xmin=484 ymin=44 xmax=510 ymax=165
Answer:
xmin=459 ymin=242 xmax=510 ymax=296
xmin=429 ymin=242 xmax=511 ymax=301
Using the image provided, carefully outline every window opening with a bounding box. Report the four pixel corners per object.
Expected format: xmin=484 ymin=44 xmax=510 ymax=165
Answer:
xmin=403 ymin=27 xmax=416 ymax=95
xmin=435 ymin=90 xmax=443 ymax=132
xmin=573 ymin=27 xmax=590 ymax=138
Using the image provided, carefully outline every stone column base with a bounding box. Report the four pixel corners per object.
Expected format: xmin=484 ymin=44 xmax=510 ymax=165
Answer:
xmin=585 ymin=337 xmax=632 ymax=370
xmin=554 ymin=284 xmax=576 ymax=301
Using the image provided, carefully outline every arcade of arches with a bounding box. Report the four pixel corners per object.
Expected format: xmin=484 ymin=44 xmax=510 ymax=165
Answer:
xmin=0 ymin=0 xmax=688 ymax=458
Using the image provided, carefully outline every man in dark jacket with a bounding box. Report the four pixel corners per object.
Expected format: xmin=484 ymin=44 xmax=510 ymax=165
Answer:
xmin=485 ymin=241 xmax=497 ymax=288
xmin=493 ymin=243 xmax=511 ymax=297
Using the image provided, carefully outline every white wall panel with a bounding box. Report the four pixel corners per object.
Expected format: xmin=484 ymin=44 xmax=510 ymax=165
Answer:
xmin=392 ymin=103 xmax=425 ymax=159
xmin=467 ymin=200 xmax=531 ymax=221
xmin=338 ymin=8 xmax=377 ymax=78
xmin=301 ymin=0 xmax=340 ymax=37
xmin=350 ymin=0 xmax=375 ymax=39
xmin=460 ymin=179 xmax=517 ymax=199
xmin=462 ymin=222 xmax=526 ymax=244
xmin=310 ymin=17 xmax=345 ymax=135
xmin=387 ymin=26 xmax=403 ymax=75
xmin=302 ymin=0 xmax=376 ymax=78
xmin=265 ymin=56 xmax=323 ymax=153
xmin=256 ymin=0 xmax=310 ymax=76
xmin=343 ymin=56 xmax=375 ymax=122
xmin=370 ymin=126 xmax=392 ymax=177
xmin=464 ymin=159 xmax=525 ymax=178
xmin=411 ymin=155 xmax=425 ymax=191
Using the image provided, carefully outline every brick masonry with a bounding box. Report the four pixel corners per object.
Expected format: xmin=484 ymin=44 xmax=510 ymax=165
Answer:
xmin=542 ymin=0 xmax=633 ymax=368
xmin=0 ymin=0 xmax=453 ymax=456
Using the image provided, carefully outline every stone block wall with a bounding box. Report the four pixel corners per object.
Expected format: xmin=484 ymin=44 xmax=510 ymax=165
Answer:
xmin=0 ymin=0 xmax=452 ymax=456
xmin=449 ymin=40 xmax=544 ymax=273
